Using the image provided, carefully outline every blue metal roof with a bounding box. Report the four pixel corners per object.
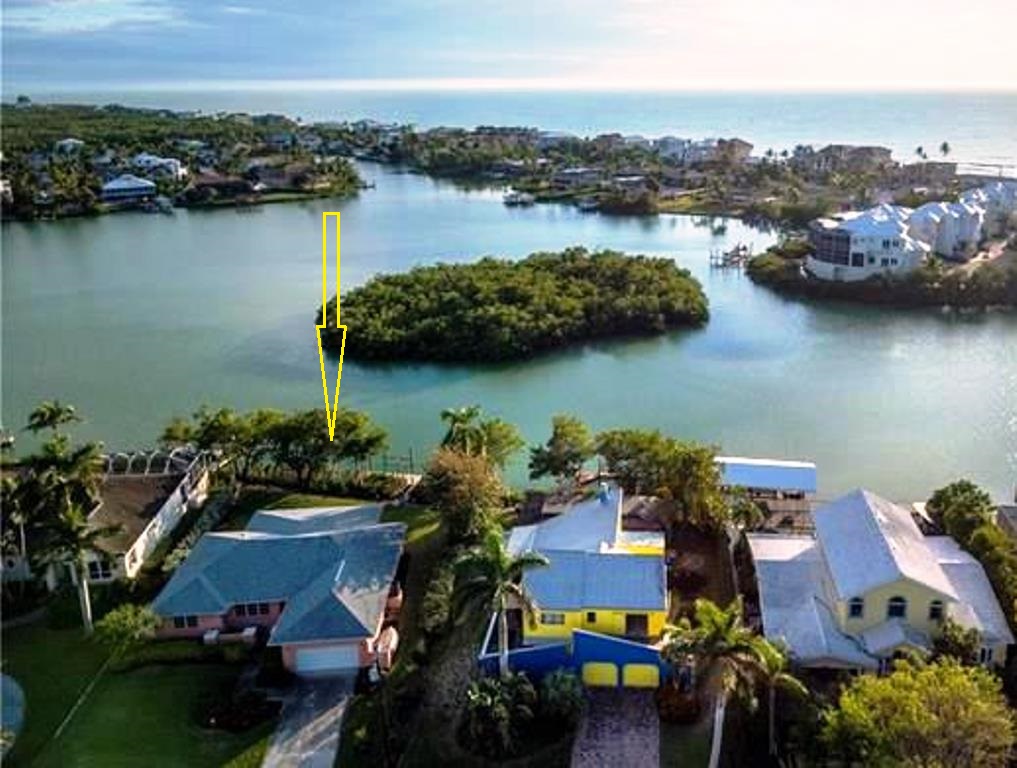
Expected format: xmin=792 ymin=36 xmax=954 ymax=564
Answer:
xmin=716 ymin=456 xmax=817 ymax=494
xmin=524 ymin=550 xmax=667 ymax=612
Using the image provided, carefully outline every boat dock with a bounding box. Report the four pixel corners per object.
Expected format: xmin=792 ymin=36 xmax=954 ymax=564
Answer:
xmin=709 ymin=242 xmax=754 ymax=268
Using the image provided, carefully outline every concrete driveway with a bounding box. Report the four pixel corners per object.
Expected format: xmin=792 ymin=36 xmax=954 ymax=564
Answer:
xmin=262 ymin=678 xmax=351 ymax=768
xmin=571 ymin=689 xmax=659 ymax=768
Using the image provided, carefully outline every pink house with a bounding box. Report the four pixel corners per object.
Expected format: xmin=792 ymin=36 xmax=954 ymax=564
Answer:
xmin=151 ymin=506 xmax=405 ymax=675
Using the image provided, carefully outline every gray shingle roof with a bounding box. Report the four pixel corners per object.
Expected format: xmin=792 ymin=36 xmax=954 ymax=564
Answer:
xmin=523 ymin=549 xmax=666 ymax=612
xmin=151 ymin=523 xmax=405 ymax=644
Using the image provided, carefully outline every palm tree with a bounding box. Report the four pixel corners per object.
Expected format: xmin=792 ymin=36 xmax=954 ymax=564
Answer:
xmin=940 ymin=141 xmax=951 ymax=159
xmin=754 ymin=640 xmax=807 ymax=759
xmin=915 ymin=145 xmax=928 ymax=161
xmin=662 ymin=598 xmax=768 ymax=768
xmin=454 ymin=528 xmax=549 ymax=678
xmin=440 ymin=405 xmax=486 ymax=455
xmin=26 ymin=400 xmax=79 ymax=435
xmin=38 ymin=500 xmax=119 ymax=634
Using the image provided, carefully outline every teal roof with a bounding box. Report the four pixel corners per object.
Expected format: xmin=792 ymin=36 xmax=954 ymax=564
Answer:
xmin=524 ymin=549 xmax=667 ymax=612
xmin=151 ymin=523 xmax=405 ymax=643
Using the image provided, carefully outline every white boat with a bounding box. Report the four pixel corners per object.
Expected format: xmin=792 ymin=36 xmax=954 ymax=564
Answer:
xmin=503 ymin=190 xmax=536 ymax=206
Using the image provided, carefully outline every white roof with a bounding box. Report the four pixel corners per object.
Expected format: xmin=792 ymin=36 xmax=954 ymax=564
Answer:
xmin=506 ymin=485 xmax=621 ymax=556
xmin=102 ymin=174 xmax=156 ymax=192
xmin=813 ymin=489 xmax=957 ymax=601
xmin=748 ymin=534 xmax=877 ymax=669
xmin=925 ymin=536 xmax=1015 ymax=645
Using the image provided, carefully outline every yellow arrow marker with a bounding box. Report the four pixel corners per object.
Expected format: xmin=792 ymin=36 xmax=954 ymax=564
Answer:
xmin=316 ymin=212 xmax=347 ymax=441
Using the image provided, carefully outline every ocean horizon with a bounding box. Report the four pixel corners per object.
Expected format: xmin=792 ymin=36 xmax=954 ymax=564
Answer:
xmin=8 ymin=87 xmax=1017 ymax=174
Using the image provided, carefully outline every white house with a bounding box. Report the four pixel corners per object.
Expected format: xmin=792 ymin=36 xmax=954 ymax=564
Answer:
xmin=961 ymin=180 xmax=1017 ymax=237
xmin=654 ymin=136 xmax=692 ymax=162
xmin=132 ymin=152 xmax=188 ymax=181
xmin=748 ymin=489 xmax=1013 ymax=671
xmin=908 ymin=201 xmax=985 ymax=260
xmin=53 ymin=137 xmax=85 ymax=155
xmin=101 ymin=174 xmax=157 ymax=203
xmin=806 ymin=203 xmax=929 ymax=281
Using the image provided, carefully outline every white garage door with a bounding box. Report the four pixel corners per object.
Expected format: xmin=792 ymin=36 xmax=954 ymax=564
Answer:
xmin=293 ymin=644 xmax=360 ymax=674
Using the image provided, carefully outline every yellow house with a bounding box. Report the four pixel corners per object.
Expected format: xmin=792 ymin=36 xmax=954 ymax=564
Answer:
xmin=506 ymin=485 xmax=669 ymax=643
xmin=748 ymin=489 xmax=1013 ymax=671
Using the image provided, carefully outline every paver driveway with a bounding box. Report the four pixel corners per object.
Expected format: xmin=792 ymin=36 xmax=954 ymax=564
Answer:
xmin=262 ymin=678 xmax=350 ymax=768
xmin=571 ymin=689 xmax=659 ymax=767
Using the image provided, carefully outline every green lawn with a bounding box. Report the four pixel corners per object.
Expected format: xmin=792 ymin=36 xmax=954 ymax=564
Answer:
xmin=34 ymin=664 xmax=270 ymax=768
xmin=2 ymin=624 xmax=110 ymax=766
xmin=3 ymin=623 xmax=270 ymax=768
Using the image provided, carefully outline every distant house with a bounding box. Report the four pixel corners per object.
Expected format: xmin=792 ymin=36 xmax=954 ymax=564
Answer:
xmin=537 ymin=130 xmax=579 ymax=150
xmin=151 ymin=506 xmax=405 ymax=676
xmin=101 ymin=174 xmax=156 ymax=203
xmin=806 ymin=203 xmax=929 ymax=281
xmin=801 ymin=144 xmax=896 ymax=175
xmin=717 ymin=138 xmax=754 ymax=164
xmin=622 ymin=134 xmax=652 ymax=150
xmin=748 ymin=489 xmax=1013 ymax=671
xmin=960 ymin=180 xmax=1017 ymax=237
xmin=654 ymin=136 xmax=691 ymax=162
xmin=53 ymin=137 xmax=85 ymax=156
xmin=504 ymin=485 xmax=668 ymax=646
xmin=552 ymin=166 xmax=602 ymax=188
xmin=132 ymin=152 xmax=187 ymax=181
xmin=266 ymin=132 xmax=295 ymax=151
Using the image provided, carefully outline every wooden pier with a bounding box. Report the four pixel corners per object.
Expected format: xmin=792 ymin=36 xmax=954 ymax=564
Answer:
xmin=709 ymin=242 xmax=754 ymax=268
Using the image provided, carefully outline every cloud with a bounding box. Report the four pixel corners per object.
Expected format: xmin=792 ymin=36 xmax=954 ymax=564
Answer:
xmin=221 ymin=4 xmax=265 ymax=15
xmin=3 ymin=0 xmax=179 ymax=34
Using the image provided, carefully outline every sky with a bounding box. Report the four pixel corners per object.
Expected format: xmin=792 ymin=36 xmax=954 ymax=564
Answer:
xmin=2 ymin=0 xmax=1016 ymax=93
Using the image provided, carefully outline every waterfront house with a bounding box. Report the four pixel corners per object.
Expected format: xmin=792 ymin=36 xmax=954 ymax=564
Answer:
xmin=960 ymin=180 xmax=1017 ymax=237
xmin=1 ymin=450 xmax=210 ymax=588
xmin=101 ymin=174 xmax=157 ymax=203
xmin=553 ymin=166 xmax=602 ymax=188
xmin=505 ymin=485 xmax=668 ymax=645
xmin=151 ymin=505 xmax=405 ymax=675
xmin=908 ymin=201 xmax=984 ymax=260
xmin=799 ymin=144 xmax=896 ymax=176
xmin=747 ymin=489 xmax=1012 ymax=671
xmin=133 ymin=152 xmax=187 ymax=181
xmin=806 ymin=203 xmax=929 ymax=281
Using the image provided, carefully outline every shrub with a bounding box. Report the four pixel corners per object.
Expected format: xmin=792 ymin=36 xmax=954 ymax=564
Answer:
xmin=539 ymin=669 xmax=585 ymax=728
xmin=460 ymin=672 xmax=537 ymax=759
xmin=94 ymin=603 xmax=160 ymax=656
xmin=202 ymin=690 xmax=280 ymax=733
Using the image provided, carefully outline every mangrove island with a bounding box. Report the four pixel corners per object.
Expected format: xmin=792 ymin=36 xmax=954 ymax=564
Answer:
xmin=318 ymin=247 xmax=709 ymax=362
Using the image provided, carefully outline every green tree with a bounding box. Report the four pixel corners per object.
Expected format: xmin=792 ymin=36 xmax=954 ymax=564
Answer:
xmin=932 ymin=617 xmax=980 ymax=665
xmin=927 ymin=479 xmax=996 ymax=545
xmin=528 ymin=414 xmax=595 ymax=484
xmin=420 ymin=447 xmax=503 ymax=543
xmin=266 ymin=408 xmax=386 ymax=488
xmin=662 ymin=598 xmax=778 ymax=768
xmin=454 ymin=528 xmax=548 ymax=678
xmin=461 ymin=672 xmax=537 ymax=759
xmin=822 ymin=658 xmax=1015 ymax=768
xmin=440 ymin=405 xmax=523 ymax=468
xmin=755 ymin=640 xmax=808 ymax=759
xmin=25 ymin=400 xmax=80 ymax=435
xmin=596 ymin=429 xmax=728 ymax=539
xmin=94 ymin=603 xmax=160 ymax=657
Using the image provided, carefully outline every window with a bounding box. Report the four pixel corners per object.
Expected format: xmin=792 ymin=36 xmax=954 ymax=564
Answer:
xmin=174 ymin=615 xmax=198 ymax=629
xmin=882 ymin=239 xmax=891 ymax=249
xmin=87 ymin=559 xmax=112 ymax=581
xmin=258 ymin=602 xmax=270 ymax=615
xmin=235 ymin=604 xmax=247 ymax=617
xmin=185 ymin=615 xmax=198 ymax=628
xmin=848 ymin=597 xmax=865 ymax=619
xmin=891 ymin=258 xmax=898 ymax=266
xmin=980 ymin=647 xmax=994 ymax=665
xmin=887 ymin=596 xmax=907 ymax=619
xmin=625 ymin=613 xmax=649 ymax=638
xmin=173 ymin=616 xmax=186 ymax=629
xmin=881 ymin=258 xmax=890 ymax=267
xmin=246 ymin=603 xmax=259 ymax=615
xmin=868 ymin=257 xmax=876 ymax=265
xmin=586 ymin=611 xmax=597 ymax=624
xmin=851 ymin=253 xmax=865 ymax=267
xmin=929 ymin=600 xmax=944 ymax=621
xmin=893 ymin=239 xmax=900 ymax=247
xmin=541 ymin=612 xmax=565 ymax=625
